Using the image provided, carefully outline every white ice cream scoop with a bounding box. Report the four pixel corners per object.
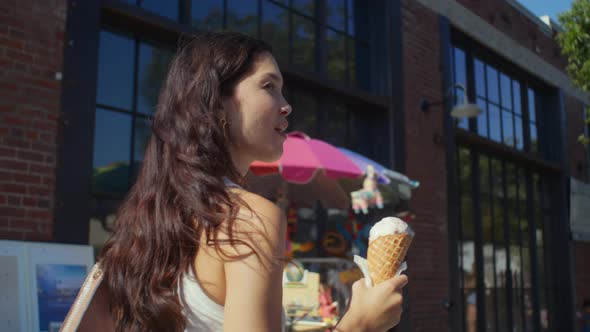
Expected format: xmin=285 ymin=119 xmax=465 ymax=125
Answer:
xmin=369 ymin=216 xmax=414 ymax=242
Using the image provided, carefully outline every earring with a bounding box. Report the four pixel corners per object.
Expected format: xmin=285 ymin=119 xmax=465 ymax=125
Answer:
xmin=220 ymin=117 xmax=228 ymax=140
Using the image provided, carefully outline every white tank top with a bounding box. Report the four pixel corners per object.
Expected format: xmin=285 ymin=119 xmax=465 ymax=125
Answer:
xmin=178 ymin=178 xmax=286 ymax=332
xmin=179 ymin=270 xmax=224 ymax=331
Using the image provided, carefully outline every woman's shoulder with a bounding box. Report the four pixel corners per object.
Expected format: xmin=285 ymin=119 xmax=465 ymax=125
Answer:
xmin=220 ymin=187 xmax=286 ymax=267
xmin=230 ymin=187 xmax=284 ymax=224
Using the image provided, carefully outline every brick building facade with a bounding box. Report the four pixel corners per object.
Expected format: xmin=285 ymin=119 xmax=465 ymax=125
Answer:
xmin=0 ymin=0 xmax=66 ymax=241
xmin=402 ymin=1 xmax=589 ymax=331
xmin=1 ymin=0 xmax=589 ymax=331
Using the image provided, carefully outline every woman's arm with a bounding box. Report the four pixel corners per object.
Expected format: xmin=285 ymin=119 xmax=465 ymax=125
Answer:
xmin=332 ymin=275 xmax=408 ymax=332
xmin=222 ymin=191 xmax=286 ymax=332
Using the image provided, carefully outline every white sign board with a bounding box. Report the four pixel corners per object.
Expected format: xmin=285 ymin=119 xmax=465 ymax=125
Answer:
xmin=570 ymin=177 xmax=590 ymax=241
xmin=0 ymin=241 xmax=94 ymax=332
xmin=0 ymin=241 xmax=28 ymax=332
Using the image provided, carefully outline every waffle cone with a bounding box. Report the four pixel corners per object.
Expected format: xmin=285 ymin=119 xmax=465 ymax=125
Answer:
xmin=367 ymin=233 xmax=412 ymax=285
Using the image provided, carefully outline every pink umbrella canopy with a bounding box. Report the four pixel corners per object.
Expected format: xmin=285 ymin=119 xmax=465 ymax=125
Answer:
xmin=250 ymin=132 xmax=363 ymax=184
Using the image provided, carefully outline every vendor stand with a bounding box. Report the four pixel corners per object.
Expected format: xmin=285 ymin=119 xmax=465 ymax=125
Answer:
xmin=248 ymin=132 xmax=419 ymax=331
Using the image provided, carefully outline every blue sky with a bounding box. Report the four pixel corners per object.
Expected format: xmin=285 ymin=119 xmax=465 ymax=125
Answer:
xmin=517 ymin=0 xmax=574 ymax=22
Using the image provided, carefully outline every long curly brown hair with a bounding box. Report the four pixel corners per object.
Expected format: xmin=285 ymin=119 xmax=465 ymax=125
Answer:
xmin=99 ymin=32 xmax=273 ymax=331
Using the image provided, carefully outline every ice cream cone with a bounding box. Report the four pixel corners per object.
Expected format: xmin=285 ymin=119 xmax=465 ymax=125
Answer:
xmin=367 ymin=232 xmax=412 ymax=285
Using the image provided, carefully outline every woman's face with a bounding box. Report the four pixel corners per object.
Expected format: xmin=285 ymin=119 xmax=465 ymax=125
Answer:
xmin=223 ymin=53 xmax=291 ymax=170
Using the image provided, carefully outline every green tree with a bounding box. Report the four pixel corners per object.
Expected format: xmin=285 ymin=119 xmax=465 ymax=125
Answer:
xmin=557 ymin=0 xmax=590 ymax=93
xmin=556 ymin=0 xmax=590 ymax=144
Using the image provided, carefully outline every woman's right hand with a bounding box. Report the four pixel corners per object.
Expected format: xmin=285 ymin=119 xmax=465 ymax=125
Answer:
xmin=335 ymin=275 xmax=408 ymax=332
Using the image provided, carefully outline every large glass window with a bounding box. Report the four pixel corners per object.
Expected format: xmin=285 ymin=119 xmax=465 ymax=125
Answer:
xmin=452 ymin=47 xmax=468 ymax=130
xmin=326 ymin=29 xmax=347 ymax=82
xmin=90 ymin=27 xmax=388 ymax=257
xmin=285 ymin=85 xmax=388 ymax=164
xmin=117 ymin=0 xmax=371 ymax=89
xmin=291 ymin=13 xmax=316 ymax=71
xmin=90 ymin=29 xmax=174 ymax=256
xmin=227 ymin=0 xmax=258 ymax=37
xmin=528 ymin=88 xmax=538 ymax=154
xmin=534 ymin=173 xmax=552 ymax=331
xmin=189 ymin=0 xmax=368 ymax=88
xmin=456 ymin=148 xmax=553 ymax=331
xmin=191 ymin=0 xmax=223 ymax=31
xmin=286 ymin=87 xmax=318 ymax=136
xmin=451 ymin=47 xmax=537 ymax=153
xmin=93 ymin=29 xmax=174 ymax=197
xmin=262 ymin=1 xmax=290 ymax=63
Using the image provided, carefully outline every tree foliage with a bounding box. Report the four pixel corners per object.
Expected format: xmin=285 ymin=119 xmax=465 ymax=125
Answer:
xmin=556 ymin=0 xmax=590 ymax=144
xmin=557 ymin=0 xmax=590 ymax=93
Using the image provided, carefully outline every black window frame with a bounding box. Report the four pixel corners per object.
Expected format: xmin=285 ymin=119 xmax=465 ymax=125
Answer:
xmin=448 ymin=29 xmax=572 ymax=332
xmin=55 ymin=0 xmax=396 ymax=244
xmin=92 ymin=26 xmax=175 ymax=201
xmin=451 ymin=32 xmax=542 ymax=155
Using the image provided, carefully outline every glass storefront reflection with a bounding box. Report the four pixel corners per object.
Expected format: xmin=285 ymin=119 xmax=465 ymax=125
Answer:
xmin=292 ymin=0 xmax=314 ymax=17
xmin=326 ymin=0 xmax=346 ymax=31
xmin=348 ymin=38 xmax=357 ymax=86
xmin=92 ymin=108 xmax=132 ymax=195
xmin=292 ymin=14 xmax=316 ymax=72
xmin=140 ymin=0 xmax=179 ymax=21
xmin=327 ymin=30 xmax=347 ymax=82
xmin=286 ymin=87 xmax=318 ymax=136
xmin=227 ymin=0 xmax=258 ymax=37
xmin=96 ymin=31 xmax=134 ymax=110
xmin=477 ymin=97 xmax=488 ymax=137
xmin=137 ymin=42 xmax=174 ymax=115
xmin=132 ymin=117 xmax=152 ymax=180
xmin=191 ymin=0 xmax=223 ymax=31
xmin=262 ymin=1 xmax=289 ymax=63
xmin=457 ymin=150 xmax=551 ymax=331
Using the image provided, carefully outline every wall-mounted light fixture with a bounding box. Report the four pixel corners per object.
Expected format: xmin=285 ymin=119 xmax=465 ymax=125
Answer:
xmin=420 ymin=83 xmax=482 ymax=119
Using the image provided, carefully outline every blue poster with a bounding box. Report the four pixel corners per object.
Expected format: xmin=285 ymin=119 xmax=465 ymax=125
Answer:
xmin=35 ymin=264 xmax=87 ymax=332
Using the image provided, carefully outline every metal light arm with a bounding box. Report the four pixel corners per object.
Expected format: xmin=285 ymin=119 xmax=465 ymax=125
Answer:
xmin=420 ymin=83 xmax=467 ymax=111
xmin=420 ymin=83 xmax=482 ymax=119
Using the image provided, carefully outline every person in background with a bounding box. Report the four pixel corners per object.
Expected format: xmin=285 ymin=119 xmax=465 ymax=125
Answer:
xmin=318 ymin=271 xmax=339 ymax=321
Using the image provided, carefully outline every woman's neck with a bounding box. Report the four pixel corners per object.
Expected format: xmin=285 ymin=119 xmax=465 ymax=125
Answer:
xmin=229 ymin=147 xmax=252 ymax=177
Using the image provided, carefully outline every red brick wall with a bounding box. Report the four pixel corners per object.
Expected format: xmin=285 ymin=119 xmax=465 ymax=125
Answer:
xmin=401 ymin=1 xmax=450 ymax=331
xmin=456 ymin=0 xmax=567 ymax=71
xmin=0 ymin=0 xmax=66 ymax=241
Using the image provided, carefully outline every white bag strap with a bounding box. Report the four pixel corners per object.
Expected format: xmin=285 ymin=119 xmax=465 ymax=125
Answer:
xmin=59 ymin=262 xmax=104 ymax=332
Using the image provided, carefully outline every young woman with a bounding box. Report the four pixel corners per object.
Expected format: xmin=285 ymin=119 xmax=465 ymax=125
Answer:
xmin=100 ymin=31 xmax=407 ymax=332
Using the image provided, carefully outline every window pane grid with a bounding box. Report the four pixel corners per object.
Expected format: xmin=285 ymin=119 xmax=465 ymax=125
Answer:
xmin=262 ymin=1 xmax=290 ymax=63
xmin=526 ymin=88 xmax=539 ymax=154
xmin=191 ymin=0 xmax=224 ymax=31
xmin=534 ymin=173 xmax=552 ymax=330
xmin=127 ymin=0 xmax=369 ymax=88
xmin=227 ymin=0 xmax=258 ymax=36
xmin=480 ymin=155 xmax=497 ymax=332
xmin=465 ymin=53 xmax=533 ymax=152
xmin=326 ymin=28 xmax=347 ymax=83
xmin=453 ymin=47 xmax=468 ymax=130
xmin=291 ymin=0 xmax=315 ymax=18
xmin=457 ymin=147 xmax=477 ymax=332
xmin=457 ymin=151 xmax=552 ymax=331
xmin=94 ymin=29 xmax=172 ymax=196
xmin=291 ymin=13 xmax=316 ymax=72
xmin=192 ymin=0 xmax=366 ymax=86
